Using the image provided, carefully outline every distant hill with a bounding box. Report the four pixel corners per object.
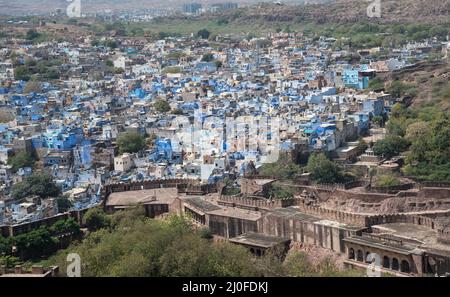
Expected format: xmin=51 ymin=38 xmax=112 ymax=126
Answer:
xmin=0 ymin=0 xmax=268 ymax=15
xmin=194 ymin=0 xmax=450 ymax=25
xmin=1 ymin=0 xmax=448 ymax=23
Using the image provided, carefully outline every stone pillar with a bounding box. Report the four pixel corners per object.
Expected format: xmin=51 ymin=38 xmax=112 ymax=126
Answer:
xmin=412 ymin=254 xmax=423 ymax=276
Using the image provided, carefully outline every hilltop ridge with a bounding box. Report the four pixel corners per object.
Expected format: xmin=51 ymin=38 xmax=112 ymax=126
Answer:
xmin=183 ymin=0 xmax=450 ymax=25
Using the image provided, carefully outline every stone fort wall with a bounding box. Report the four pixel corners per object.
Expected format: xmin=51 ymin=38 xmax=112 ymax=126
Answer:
xmin=100 ymin=178 xmax=217 ymax=201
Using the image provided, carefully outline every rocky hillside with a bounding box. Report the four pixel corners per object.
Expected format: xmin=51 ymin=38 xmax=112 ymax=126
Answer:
xmin=1 ymin=0 xmax=449 ymax=24
xmin=188 ymin=0 xmax=450 ymax=25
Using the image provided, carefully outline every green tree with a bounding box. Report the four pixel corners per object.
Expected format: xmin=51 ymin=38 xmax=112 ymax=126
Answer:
xmin=201 ymin=53 xmax=214 ymax=62
xmin=197 ymin=29 xmax=210 ymax=39
xmin=372 ymin=136 xmax=409 ymax=158
xmin=43 ymin=209 xmax=361 ymax=277
xmin=0 ymin=256 xmax=20 ymax=268
xmin=283 ymin=251 xmax=362 ymax=276
xmin=375 ymin=175 xmax=401 ymax=187
xmin=8 ymin=152 xmax=34 ymax=172
xmin=11 ymin=173 xmax=61 ymax=200
xmin=199 ymin=227 xmax=213 ymax=239
xmin=388 ymin=81 xmax=417 ymax=99
xmin=162 ymin=66 xmax=182 ymax=74
xmin=48 ymin=218 xmax=80 ymax=239
xmin=356 ymin=139 xmax=368 ymax=153
xmin=282 ymin=251 xmax=315 ymax=276
xmin=14 ymin=66 xmax=31 ymax=81
xmin=154 ymin=99 xmax=171 ymax=113
xmin=56 ymin=195 xmax=73 ymax=213
xmin=117 ymin=132 xmax=146 ymax=154
xmin=0 ymin=236 xmax=12 ymax=255
xmin=171 ymin=108 xmax=183 ymax=115
xmin=83 ymin=207 xmax=109 ymax=231
xmin=372 ymin=115 xmax=384 ymax=127
xmin=306 ymin=153 xmax=342 ymax=183
xmin=268 ymin=183 xmax=293 ymax=199
xmin=159 ymin=233 xmax=255 ymax=277
xmin=26 ymin=29 xmax=40 ymax=40
xmin=405 ymin=121 xmax=430 ymax=141
xmin=91 ymin=39 xmax=100 ymax=47
xmin=104 ymin=39 xmax=118 ymax=49
xmin=11 ymin=227 xmax=58 ymax=259
xmin=258 ymin=154 xmax=303 ymax=180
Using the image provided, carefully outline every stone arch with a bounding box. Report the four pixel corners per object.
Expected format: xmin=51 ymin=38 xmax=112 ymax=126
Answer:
xmin=256 ymin=249 xmax=262 ymax=257
xmin=392 ymin=258 xmax=399 ymax=270
xmin=348 ymin=248 xmax=355 ymax=260
xmin=357 ymin=250 xmax=364 ymax=262
xmin=365 ymin=252 xmax=371 ymax=263
xmin=383 ymin=256 xmax=390 ymax=269
xmin=250 ymin=248 xmax=255 ymax=254
xmin=401 ymin=260 xmax=410 ymax=273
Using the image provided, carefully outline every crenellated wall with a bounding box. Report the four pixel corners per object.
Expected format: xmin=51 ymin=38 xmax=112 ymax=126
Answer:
xmin=100 ymin=178 xmax=217 ymax=203
xmin=295 ymin=204 xmax=370 ymax=226
xmin=219 ymin=195 xmax=296 ymax=210
xmin=0 ymin=208 xmax=91 ymax=238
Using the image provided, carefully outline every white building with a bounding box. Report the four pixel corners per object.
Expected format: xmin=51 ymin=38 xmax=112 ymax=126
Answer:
xmin=114 ymin=154 xmax=134 ymax=172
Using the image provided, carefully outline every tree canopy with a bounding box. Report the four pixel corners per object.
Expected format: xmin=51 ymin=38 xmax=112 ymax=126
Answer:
xmin=372 ymin=136 xmax=409 ymax=159
xmin=11 ymin=172 xmax=61 ymax=200
xmin=154 ymin=99 xmax=171 ymax=113
xmin=117 ymin=132 xmax=146 ymax=154
xmin=8 ymin=152 xmax=34 ymax=172
xmin=197 ymin=29 xmax=210 ymax=39
xmin=306 ymin=153 xmax=342 ymax=184
xmin=201 ymin=53 xmax=214 ymax=62
xmin=379 ymin=102 xmax=450 ymax=181
xmin=0 ymin=218 xmax=80 ymax=261
xmin=82 ymin=207 xmax=110 ymax=231
xmin=258 ymin=154 xmax=303 ymax=181
xmin=43 ymin=208 xmax=361 ymax=277
xmin=26 ymin=29 xmax=40 ymax=41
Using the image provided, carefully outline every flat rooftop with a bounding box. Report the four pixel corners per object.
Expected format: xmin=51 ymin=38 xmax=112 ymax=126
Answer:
xmin=372 ymin=223 xmax=437 ymax=245
xmin=335 ymin=146 xmax=357 ymax=153
xmin=371 ymin=222 xmax=450 ymax=254
xmin=207 ymin=207 xmax=261 ymax=221
xmin=344 ymin=235 xmax=420 ymax=255
xmin=183 ymin=197 xmax=222 ymax=212
xmin=106 ymin=188 xmax=178 ymax=207
xmin=266 ymin=206 xmax=363 ymax=230
xmin=252 ymin=179 xmax=276 ymax=186
xmin=265 ymin=206 xmax=321 ymax=223
xmin=229 ymin=232 xmax=290 ymax=248
xmin=183 ymin=196 xmax=261 ymax=220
